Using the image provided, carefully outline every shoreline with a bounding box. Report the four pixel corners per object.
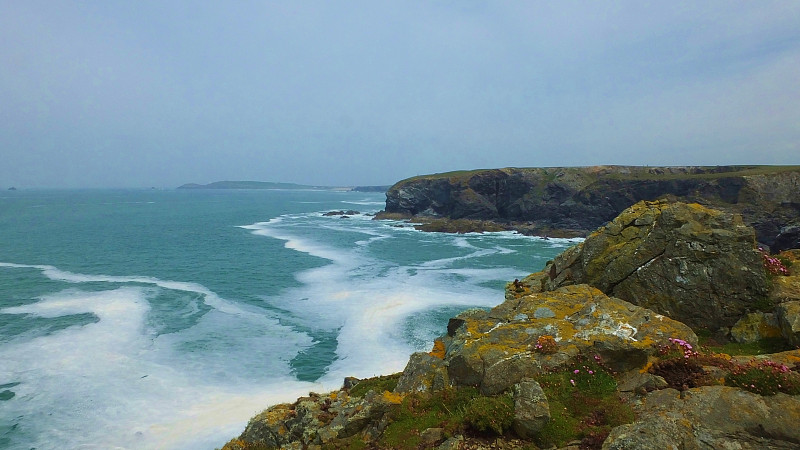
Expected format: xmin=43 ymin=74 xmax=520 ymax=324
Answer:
xmin=373 ymin=211 xmax=588 ymax=239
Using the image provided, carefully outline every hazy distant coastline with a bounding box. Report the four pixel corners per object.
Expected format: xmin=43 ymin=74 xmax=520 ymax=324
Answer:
xmin=177 ymin=180 xmax=389 ymax=192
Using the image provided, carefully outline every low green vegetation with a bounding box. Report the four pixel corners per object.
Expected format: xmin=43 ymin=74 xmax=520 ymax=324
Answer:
xmin=651 ymin=338 xmax=800 ymax=396
xmin=462 ymin=393 xmax=514 ymax=435
xmin=348 ymin=373 xmax=401 ymax=398
xmin=534 ymin=356 xmax=633 ymax=448
xmin=344 ymin=356 xmax=632 ymax=449
xmin=726 ymin=360 xmax=800 ymax=396
xmin=380 ymin=387 xmax=481 ymax=448
xmin=701 ymin=337 xmax=793 ymax=356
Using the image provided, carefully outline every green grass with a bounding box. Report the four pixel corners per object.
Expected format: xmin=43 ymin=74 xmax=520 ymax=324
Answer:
xmin=532 ymin=357 xmax=633 ymax=448
xmin=394 ymin=165 xmax=800 ymax=187
xmin=348 ymin=373 xmax=402 ymax=398
xmin=701 ymin=337 xmax=793 ymax=356
xmin=381 ymin=387 xmax=482 ymax=448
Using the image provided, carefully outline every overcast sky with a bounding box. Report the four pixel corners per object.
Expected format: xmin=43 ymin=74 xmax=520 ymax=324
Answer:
xmin=1 ymin=1 xmax=799 ymax=188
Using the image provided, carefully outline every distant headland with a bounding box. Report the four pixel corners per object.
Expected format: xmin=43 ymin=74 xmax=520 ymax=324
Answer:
xmin=177 ymin=180 xmax=389 ymax=192
xmin=376 ymin=165 xmax=800 ymax=252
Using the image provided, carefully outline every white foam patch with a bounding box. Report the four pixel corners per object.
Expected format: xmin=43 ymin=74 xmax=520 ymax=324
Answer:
xmin=240 ymin=214 xmax=528 ymax=388
xmin=240 ymin=219 xmax=344 ymax=263
xmin=0 ymin=264 xmax=316 ymax=450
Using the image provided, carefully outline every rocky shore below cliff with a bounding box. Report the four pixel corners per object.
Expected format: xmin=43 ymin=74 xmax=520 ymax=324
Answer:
xmin=223 ymin=200 xmax=800 ymax=449
xmin=379 ymin=165 xmax=800 ymax=251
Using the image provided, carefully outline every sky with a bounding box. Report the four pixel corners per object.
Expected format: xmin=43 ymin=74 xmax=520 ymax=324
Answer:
xmin=1 ymin=1 xmax=799 ymax=188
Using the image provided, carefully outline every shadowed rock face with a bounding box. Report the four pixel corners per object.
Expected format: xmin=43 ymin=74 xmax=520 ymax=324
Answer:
xmin=383 ymin=166 xmax=800 ymax=250
xmin=531 ymin=200 xmax=770 ymax=330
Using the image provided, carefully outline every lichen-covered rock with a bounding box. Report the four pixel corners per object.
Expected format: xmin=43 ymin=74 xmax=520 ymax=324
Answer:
xmin=776 ymin=301 xmax=800 ymax=346
xmin=604 ymin=386 xmax=800 ymax=449
xmin=616 ymin=370 xmax=668 ymax=393
xmin=602 ymin=414 xmax=699 ymax=449
xmin=443 ymin=284 xmax=696 ymax=394
xmin=541 ymin=200 xmax=770 ymax=330
xmin=394 ymin=352 xmax=449 ymax=394
xmin=769 ymin=252 xmax=800 ymax=305
xmin=730 ymin=312 xmax=782 ymax=343
xmin=233 ymin=389 xmax=393 ymax=448
xmin=512 ymin=379 xmax=550 ymax=438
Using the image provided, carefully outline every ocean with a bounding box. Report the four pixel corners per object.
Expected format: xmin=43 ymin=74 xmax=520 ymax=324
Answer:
xmin=0 ymin=189 xmax=580 ymax=449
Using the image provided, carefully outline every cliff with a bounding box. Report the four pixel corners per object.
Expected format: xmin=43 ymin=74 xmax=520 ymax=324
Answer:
xmin=381 ymin=165 xmax=800 ymax=250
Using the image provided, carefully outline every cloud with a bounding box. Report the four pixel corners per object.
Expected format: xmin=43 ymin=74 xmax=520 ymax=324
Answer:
xmin=1 ymin=1 xmax=798 ymax=187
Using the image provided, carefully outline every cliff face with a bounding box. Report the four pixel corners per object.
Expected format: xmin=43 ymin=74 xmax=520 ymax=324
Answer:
xmin=383 ymin=166 xmax=800 ymax=250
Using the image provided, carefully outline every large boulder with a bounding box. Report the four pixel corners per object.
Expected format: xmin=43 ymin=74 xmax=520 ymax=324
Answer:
xmin=603 ymin=386 xmax=800 ymax=449
xmin=443 ymin=284 xmax=696 ymax=395
xmin=394 ymin=352 xmax=449 ymax=394
xmin=511 ymin=379 xmax=550 ymax=438
xmin=540 ymin=200 xmax=770 ymax=330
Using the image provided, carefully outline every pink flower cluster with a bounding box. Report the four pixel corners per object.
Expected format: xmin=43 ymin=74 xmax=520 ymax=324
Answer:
xmin=759 ymin=360 xmax=791 ymax=373
xmin=668 ymin=337 xmax=698 ymax=359
xmin=758 ymin=248 xmax=790 ymax=276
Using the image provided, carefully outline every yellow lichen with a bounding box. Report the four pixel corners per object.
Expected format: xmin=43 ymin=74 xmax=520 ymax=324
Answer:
xmin=382 ymin=391 xmax=404 ymax=404
xmin=429 ymin=339 xmax=446 ymax=359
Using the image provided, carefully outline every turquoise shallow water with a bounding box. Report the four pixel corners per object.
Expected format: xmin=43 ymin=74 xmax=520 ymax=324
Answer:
xmin=0 ymin=189 xmax=579 ymax=449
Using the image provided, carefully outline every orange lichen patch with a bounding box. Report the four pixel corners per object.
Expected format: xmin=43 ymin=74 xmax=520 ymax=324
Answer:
xmin=382 ymin=391 xmax=404 ymax=404
xmin=220 ymin=439 xmax=247 ymax=450
xmin=329 ymin=391 xmax=338 ymax=400
xmin=429 ymin=339 xmax=446 ymax=359
xmin=251 ymin=403 xmax=294 ymax=425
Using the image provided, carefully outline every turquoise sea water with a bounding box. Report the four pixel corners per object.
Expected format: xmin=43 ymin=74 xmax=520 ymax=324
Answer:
xmin=0 ymin=189 xmax=579 ymax=449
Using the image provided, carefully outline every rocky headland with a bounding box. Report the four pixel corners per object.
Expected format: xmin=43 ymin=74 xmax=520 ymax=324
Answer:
xmin=376 ymin=165 xmax=800 ymax=251
xmin=223 ymin=200 xmax=800 ymax=449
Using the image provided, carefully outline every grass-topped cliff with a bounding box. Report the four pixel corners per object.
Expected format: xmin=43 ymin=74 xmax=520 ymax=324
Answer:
xmin=380 ymin=165 xmax=800 ymax=250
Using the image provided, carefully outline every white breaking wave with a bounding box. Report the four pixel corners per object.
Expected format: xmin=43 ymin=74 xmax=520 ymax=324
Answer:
xmin=0 ymin=263 xmax=317 ymax=450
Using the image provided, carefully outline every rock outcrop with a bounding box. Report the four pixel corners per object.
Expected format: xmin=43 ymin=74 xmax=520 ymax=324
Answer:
xmin=231 ymin=390 xmax=397 ymax=449
xmin=441 ymin=284 xmax=696 ymax=394
xmin=527 ymin=200 xmax=770 ymax=331
xmin=381 ymin=165 xmax=800 ymax=250
xmin=604 ymin=386 xmax=800 ymax=449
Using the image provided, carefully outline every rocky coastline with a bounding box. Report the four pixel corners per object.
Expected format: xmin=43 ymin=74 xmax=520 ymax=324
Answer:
xmin=223 ymin=199 xmax=800 ymax=449
xmin=377 ymin=165 xmax=800 ymax=251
